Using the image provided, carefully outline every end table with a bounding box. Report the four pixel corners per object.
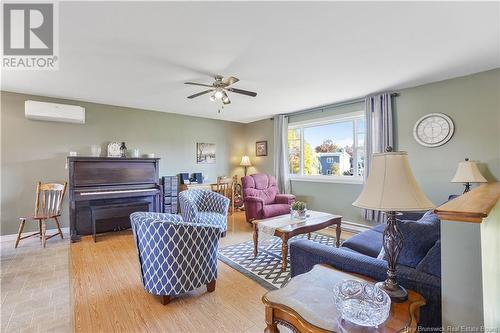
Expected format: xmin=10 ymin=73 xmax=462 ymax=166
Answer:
xmin=262 ymin=264 xmax=426 ymax=333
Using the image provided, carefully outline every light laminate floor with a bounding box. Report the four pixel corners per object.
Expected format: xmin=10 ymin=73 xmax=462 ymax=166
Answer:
xmin=2 ymin=211 xmax=352 ymax=333
xmin=70 ymin=211 xmax=268 ymax=333
xmin=1 ymin=230 xmax=70 ymax=333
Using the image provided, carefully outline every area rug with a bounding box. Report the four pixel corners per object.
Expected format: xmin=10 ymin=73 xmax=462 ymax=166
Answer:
xmin=218 ymin=233 xmax=337 ymax=290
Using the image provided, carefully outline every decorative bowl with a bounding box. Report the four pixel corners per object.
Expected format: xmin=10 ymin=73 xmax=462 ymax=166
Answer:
xmin=333 ymin=280 xmax=391 ymax=327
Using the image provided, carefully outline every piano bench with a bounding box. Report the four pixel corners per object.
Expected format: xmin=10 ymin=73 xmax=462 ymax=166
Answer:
xmin=90 ymin=201 xmax=150 ymax=242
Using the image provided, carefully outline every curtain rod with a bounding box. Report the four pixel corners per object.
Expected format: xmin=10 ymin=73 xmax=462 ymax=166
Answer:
xmin=270 ymin=92 xmax=399 ymax=119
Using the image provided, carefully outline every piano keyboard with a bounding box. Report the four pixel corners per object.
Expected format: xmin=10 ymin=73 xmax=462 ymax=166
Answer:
xmin=79 ymin=189 xmax=155 ymax=196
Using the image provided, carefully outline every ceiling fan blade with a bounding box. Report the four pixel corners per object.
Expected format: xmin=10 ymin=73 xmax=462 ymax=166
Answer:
xmin=222 ymin=76 xmax=239 ymax=86
xmin=227 ymin=87 xmax=257 ymax=97
xmin=184 ymin=82 xmax=214 ymax=88
xmin=187 ymin=89 xmax=213 ymax=99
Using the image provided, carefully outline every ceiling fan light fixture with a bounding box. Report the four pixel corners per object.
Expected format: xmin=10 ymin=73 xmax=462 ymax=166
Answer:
xmin=185 ymin=75 xmax=257 ymax=112
xmin=214 ymin=89 xmax=224 ymax=99
xmin=221 ymin=91 xmax=230 ymax=104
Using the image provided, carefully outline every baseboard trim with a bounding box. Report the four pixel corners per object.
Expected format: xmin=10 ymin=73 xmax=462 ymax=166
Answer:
xmin=0 ymin=227 xmax=70 ymax=242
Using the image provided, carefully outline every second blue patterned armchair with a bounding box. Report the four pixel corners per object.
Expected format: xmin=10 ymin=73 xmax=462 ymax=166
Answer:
xmin=179 ymin=190 xmax=229 ymax=235
xmin=130 ymin=212 xmax=221 ymax=305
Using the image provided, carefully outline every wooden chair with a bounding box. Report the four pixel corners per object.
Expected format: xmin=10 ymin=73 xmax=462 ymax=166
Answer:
xmin=15 ymin=182 xmax=67 ymax=248
xmin=211 ymin=176 xmax=236 ymax=215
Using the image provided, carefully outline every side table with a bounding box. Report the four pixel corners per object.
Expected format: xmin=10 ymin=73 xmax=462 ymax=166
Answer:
xmin=262 ymin=264 xmax=426 ymax=333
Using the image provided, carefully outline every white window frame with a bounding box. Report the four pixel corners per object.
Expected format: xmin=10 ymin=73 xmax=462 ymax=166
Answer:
xmin=288 ymin=111 xmax=365 ymax=185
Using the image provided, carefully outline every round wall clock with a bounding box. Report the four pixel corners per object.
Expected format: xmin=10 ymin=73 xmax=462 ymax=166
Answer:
xmin=413 ymin=113 xmax=454 ymax=147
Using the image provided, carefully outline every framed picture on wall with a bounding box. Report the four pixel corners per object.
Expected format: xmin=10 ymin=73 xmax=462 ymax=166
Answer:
xmin=256 ymin=141 xmax=268 ymax=157
xmin=196 ymin=143 xmax=216 ymax=164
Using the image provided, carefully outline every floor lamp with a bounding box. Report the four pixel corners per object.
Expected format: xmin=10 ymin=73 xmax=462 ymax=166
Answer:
xmin=240 ymin=156 xmax=252 ymax=176
xmin=353 ymin=148 xmax=434 ymax=302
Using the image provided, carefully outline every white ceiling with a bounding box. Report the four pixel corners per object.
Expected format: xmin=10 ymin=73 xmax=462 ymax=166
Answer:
xmin=2 ymin=1 xmax=499 ymax=123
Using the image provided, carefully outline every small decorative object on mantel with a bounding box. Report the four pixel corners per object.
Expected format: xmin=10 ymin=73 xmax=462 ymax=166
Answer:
xmin=90 ymin=145 xmax=101 ymax=157
xmin=196 ymin=143 xmax=216 ymax=164
xmin=413 ymin=113 xmax=454 ymax=147
xmin=107 ymin=142 xmax=121 ymax=157
xmin=291 ymin=201 xmax=307 ymax=219
xmin=256 ymin=140 xmax=268 ymax=156
xmin=333 ymin=279 xmax=391 ymax=327
xmin=451 ymin=158 xmax=487 ymax=193
xmin=131 ymin=149 xmax=140 ymax=158
xmin=119 ymin=142 xmax=127 ymax=157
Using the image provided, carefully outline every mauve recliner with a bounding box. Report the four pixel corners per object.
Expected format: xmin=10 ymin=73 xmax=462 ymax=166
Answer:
xmin=241 ymin=173 xmax=295 ymax=222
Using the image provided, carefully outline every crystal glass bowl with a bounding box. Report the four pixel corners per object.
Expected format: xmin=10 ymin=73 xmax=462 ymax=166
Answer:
xmin=333 ymin=280 xmax=391 ymax=327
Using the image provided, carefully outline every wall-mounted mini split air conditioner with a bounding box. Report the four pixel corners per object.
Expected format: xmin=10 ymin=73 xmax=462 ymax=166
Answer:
xmin=25 ymin=100 xmax=85 ymax=124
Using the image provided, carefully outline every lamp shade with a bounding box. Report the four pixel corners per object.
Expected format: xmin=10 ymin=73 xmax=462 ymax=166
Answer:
xmin=451 ymin=159 xmax=487 ymax=183
xmin=353 ymin=151 xmax=434 ymax=212
xmin=240 ymin=155 xmax=252 ymax=167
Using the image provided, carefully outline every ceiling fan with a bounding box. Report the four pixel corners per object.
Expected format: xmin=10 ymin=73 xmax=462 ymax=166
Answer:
xmin=184 ymin=75 xmax=257 ymax=105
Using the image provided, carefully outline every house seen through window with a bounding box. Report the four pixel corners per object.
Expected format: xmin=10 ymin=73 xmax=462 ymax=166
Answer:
xmin=288 ymin=111 xmax=365 ymax=182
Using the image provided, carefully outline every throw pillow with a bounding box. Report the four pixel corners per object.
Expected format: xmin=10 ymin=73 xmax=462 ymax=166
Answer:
xmin=416 ymin=240 xmax=441 ymax=277
xmin=395 ymin=211 xmax=440 ymax=268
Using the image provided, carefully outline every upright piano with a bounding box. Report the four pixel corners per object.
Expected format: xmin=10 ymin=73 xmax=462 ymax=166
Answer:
xmin=67 ymin=157 xmax=161 ymax=242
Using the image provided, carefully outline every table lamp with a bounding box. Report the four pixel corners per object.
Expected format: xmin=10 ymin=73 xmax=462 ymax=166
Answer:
xmin=353 ymin=147 xmax=434 ymax=302
xmin=240 ymin=155 xmax=252 ymax=176
xmin=451 ymin=158 xmax=487 ymax=193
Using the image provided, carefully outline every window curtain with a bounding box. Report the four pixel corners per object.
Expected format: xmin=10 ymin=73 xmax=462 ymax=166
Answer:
xmin=273 ymin=114 xmax=291 ymax=193
xmin=364 ymin=93 xmax=394 ymax=222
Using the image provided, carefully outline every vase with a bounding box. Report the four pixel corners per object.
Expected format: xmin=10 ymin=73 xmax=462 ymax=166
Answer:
xmin=90 ymin=145 xmax=101 ymax=157
xmin=333 ymin=280 xmax=391 ymax=327
xmin=291 ymin=209 xmax=307 ymax=219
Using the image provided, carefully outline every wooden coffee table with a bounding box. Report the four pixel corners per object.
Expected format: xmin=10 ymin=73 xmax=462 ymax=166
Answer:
xmin=252 ymin=211 xmax=342 ymax=271
xmin=262 ymin=264 xmax=426 ymax=333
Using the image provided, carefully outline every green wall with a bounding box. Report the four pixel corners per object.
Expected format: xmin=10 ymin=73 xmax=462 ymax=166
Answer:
xmin=242 ymin=118 xmax=274 ymax=175
xmin=0 ymin=91 xmax=246 ymax=235
xmin=248 ymin=69 xmax=500 ymax=226
xmin=397 ymin=69 xmax=499 ymax=204
xmin=1 ymin=69 xmax=498 ymax=234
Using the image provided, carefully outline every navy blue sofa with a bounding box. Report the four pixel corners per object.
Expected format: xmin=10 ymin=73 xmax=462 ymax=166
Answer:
xmin=289 ymin=211 xmax=442 ymax=328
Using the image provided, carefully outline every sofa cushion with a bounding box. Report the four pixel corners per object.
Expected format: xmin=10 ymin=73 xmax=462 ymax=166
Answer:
xmin=416 ymin=240 xmax=441 ymax=277
xmin=262 ymin=204 xmax=291 ymax=218
xmin=341 ymin=229 xmax=383 ymax=258
xmin=372 ymin=224 xmax=385 ymax=233
xmin=396 ymin=211 xmax=440 ymax=268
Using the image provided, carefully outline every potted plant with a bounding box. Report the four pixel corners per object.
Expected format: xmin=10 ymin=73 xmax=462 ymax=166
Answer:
xmin=291 ymin=201 xmax=307 ymax=219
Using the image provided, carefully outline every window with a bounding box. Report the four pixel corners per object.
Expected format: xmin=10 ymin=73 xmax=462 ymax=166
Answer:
xmin=287 ymin=111 xmax=365 ymax=183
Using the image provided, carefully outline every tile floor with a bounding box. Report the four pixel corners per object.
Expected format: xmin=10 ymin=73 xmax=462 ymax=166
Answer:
xmin=1 ymin=231 xmax=70 ymax=333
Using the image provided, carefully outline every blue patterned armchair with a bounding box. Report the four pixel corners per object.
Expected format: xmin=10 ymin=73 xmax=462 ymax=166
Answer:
xmin=179 ymin=190 xmax=229 ymax=235
xmin=130 ymin=212 xmax=221 ymax=305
